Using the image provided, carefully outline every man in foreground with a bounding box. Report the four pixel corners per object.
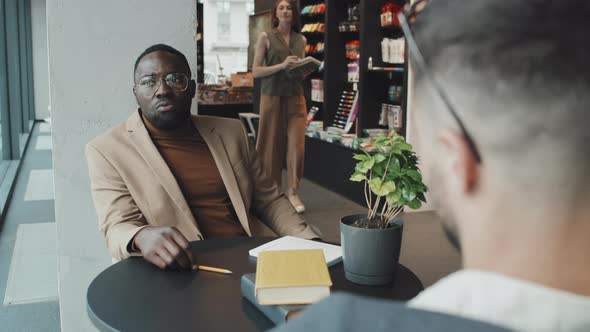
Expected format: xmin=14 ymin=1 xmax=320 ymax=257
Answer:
xmin=86 ymin=44 xmax=319 ymax=270
xmin=275 ymin=1 xmax=590 ymax=331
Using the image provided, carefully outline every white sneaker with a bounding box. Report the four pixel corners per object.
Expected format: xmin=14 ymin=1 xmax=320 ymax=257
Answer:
xmin=287 ymin=193 xmax=306 ymax=213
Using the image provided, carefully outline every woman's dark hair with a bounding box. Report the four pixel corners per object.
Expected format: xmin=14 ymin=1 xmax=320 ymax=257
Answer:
xmin=271 ymin=0 xmax=301 ymax=32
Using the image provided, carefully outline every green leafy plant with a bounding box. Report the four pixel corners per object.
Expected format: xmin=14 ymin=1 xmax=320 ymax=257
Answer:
xmin=350 ymin=132 xmax=428 ymax=229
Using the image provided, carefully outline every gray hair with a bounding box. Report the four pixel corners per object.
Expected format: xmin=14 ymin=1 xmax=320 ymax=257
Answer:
xmin=412 ymin=0 xmax=590 ymax=189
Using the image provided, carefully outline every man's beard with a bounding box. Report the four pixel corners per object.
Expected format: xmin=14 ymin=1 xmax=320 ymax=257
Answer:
xmin=428 ymin=163 xmax=462 ymax=252
xmin=441 ymin=222 xmax=461 ymax=252
xmin=142 ymin=108 xmax=191 ymax=130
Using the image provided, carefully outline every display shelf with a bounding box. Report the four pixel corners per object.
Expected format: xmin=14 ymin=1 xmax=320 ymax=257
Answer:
xmin=301 ymin=31 xmax=325 ymax=36
xmin=196 ymin=2 xmax=204 ymax=83
xmin=368 ymin=66 xmax=404 ymax=73
xmin=380 ymin=24 xmax=402 ymax=31
xmin=301 ymin=13 xmax=325 ymax=19
xmin=300 ymin=0 xmax=327 ymax=124
xmin=308 ymin=68 xmax=324 ymax=74
xmin=301 ymin=0 xmax=410 ymax=141
xmin=298 ymin=0 xmax=413 ymax=204
xmin=300 ymin=2 xmax=326 ymax=19
xmin=306 ymin=51 xmax=325 ymax=57
xmin=338 ymin=21 xmax=360 ymax=33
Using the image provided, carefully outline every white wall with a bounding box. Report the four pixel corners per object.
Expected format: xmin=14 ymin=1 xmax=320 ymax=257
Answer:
xmin=31 ymin=0 xmax=49 ymax=120
xmin=46 ymin=1 xmax=197 ymax=330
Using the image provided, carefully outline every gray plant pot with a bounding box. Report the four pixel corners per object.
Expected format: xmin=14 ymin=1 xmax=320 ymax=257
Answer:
xmin=340 ymin=214 xmax=404 ymax=285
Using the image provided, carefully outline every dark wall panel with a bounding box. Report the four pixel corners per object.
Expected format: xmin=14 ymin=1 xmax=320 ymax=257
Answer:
xmin=5 ymin=0 xmax=24 ymax=158
xmin=255 ymin=0 xmax=275 ymax=13
xmin=0 ymin=0 xmax=11 ymax=159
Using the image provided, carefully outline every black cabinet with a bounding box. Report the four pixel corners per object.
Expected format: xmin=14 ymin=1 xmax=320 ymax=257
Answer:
xmin=197 ymin=2 xmax=204 ymax=83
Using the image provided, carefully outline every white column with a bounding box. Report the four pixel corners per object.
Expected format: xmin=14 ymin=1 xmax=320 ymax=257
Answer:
xmin=46 ymin=1 xmax=197 ymax=330
xmin=404 ymin=1 xmax=432 ymax=212
xmin=31 ymin=0 xmax=50 ymax=120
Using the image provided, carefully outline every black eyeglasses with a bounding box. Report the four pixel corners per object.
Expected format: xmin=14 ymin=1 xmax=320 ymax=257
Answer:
xmin=135 ymin=73 xmax=190 ymax=95
xmin=398 ymin=0 xmax=482 ymax=163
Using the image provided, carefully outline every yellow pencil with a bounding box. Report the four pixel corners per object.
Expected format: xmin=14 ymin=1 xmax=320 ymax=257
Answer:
xmin=194 ymin=264 xmax=233 ymax=274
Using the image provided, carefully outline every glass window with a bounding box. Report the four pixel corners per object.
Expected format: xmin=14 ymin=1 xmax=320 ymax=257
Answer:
xmin=4 ymin=0 xmax=23 ymax=161
xmin=203 ymin=0 xmax=253 ymax=80
xmin=0 ymin=0 xmax=8 ymax=163
xmin=246 ymin=2 xmax=254 ymax=15
xmin=217 ymin=1 xmax=230 ymax=40
xmin=0 ymin=0 xmax=35 ymax=190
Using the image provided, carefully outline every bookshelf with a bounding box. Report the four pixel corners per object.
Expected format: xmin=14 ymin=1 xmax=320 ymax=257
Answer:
xmin=196 ymin=1 xmax=204 ymax=83
xmin=300 ymin=0 xmax=326 ymax=123
xmin=300 ymin=0 xmax=409 ymax=140
xmin=359 ymin=0 xmax=408 ymax=138
xmin=301 ymin=0 xmax=410 ymax=205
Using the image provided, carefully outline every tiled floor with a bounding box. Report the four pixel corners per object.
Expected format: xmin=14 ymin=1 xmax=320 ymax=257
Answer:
xmin=34 ymin=136 xmax=52 ymax=151
xmin=39 ymin=123 xmax=51 ymax=133
xmin=4 ymin=223 xmax=58 ymax=306
xmin=0 ymin=122 xmax=60 ymax=331
xmin=24 ymin=170 xmax=55 ymax=202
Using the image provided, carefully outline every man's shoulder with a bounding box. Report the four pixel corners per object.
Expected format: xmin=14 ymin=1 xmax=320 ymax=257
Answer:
xmin=194 ymin=115 xmax=245 ymax=137
xmin=409 ymin=269 xmax=590 ymax=332
xmin=273 ymin=292 xmax=509 ymax=332
xmin=194 ymin=114 xmax=242 ymax=127
xmin=86 ymin=122 xmax=128 ymax=152
xmin=409 ymin=270 xmax=497 ymax=309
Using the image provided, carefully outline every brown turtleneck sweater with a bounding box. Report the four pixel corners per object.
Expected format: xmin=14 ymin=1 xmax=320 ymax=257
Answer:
xmin=142 ymin=115 xmax=247 ymax=239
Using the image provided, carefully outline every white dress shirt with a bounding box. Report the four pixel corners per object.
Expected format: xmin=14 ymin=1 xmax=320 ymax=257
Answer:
xmin=409 ymin=270 xmax=590 ymax=332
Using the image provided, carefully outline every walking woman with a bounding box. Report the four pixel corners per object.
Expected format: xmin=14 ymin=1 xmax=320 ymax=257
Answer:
xmin=252 ymin=0 xmax=310 ymax=213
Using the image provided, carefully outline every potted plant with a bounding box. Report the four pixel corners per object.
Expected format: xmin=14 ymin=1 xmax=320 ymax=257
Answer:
xmin=341 ymin=131 xmax=427 ymax=285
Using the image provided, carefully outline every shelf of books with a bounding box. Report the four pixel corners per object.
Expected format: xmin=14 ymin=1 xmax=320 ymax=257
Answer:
xmin=302 ymin=0 xmax=409 ymax=205
xmin=300 ymin=0 xmax=326 ymax=125
xmin=196 ymin=2 xmax=204 ymax=83
xmin=304 ymin=0 xmax=408 ymax=151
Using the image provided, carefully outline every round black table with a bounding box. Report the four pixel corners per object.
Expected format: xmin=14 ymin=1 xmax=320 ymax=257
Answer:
xmin=87 ymin=237 xmax=423 ymax=332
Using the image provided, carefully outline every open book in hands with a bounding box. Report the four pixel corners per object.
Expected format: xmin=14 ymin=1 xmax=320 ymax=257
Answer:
xmin=286 ymin=56 xmax=322 ymax=76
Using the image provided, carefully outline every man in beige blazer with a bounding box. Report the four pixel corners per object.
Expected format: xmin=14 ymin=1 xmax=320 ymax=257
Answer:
xmin=86 ymin=44 xmax=319 ymax=270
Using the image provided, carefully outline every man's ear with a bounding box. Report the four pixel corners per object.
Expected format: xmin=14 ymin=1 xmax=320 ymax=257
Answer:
xmin=189 ymin=79 xmax=196 ymax=99
xmin=132 ymin=73 xmax=137 ymax=95
xmin=132 ymin=85 xmax=140 ymax=106
xmin=438 ymin=129 xmax=479 ymax=194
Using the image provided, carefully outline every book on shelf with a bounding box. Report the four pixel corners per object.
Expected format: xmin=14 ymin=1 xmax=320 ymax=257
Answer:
xmin=248 ymin=236 xmax=342 ymax=267
xmin=255 ymin=249 xmax=332 ymax=305
xmin=241 ymin=273 xmax=305 ymax=325
xmin=305 ymin=106 xmax=320 ymax=127
xmin=311 ymin=78 xmax=324 ymax=102
xmin=343 ymin=90 xmax=359 ymax=133
xmin=287 ymin=56 xmax=322 ymax=76
xmin=330 ymin=88 xmax=359 ymax=134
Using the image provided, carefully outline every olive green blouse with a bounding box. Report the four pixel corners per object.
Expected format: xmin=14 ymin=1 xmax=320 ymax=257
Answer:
xmin=260 ymin=29 xmax=305 ymax=96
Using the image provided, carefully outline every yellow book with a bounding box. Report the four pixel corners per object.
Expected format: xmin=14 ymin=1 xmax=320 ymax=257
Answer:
xmin=255 ymin=249 xmax=333 ymax=305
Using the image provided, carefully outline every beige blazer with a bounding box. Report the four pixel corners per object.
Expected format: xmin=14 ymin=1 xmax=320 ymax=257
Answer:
xmin=86 ymin=111 xmax=318 ymax=260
